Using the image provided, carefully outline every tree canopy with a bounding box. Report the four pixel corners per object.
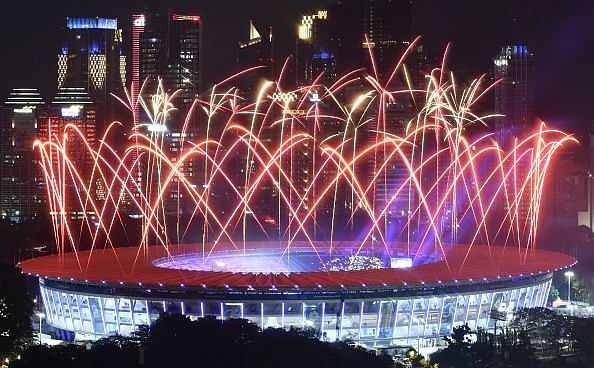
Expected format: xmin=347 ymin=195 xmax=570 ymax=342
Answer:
xmin=13 ymin=314 xmax=393 ymax=368
xmin=0 ymin=264 xmax=34 ymax=360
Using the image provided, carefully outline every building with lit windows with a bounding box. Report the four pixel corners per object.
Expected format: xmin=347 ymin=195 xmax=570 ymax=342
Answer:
xmin=326 ymin=0 xmax=412 ymax=78
xmin=58 ymin=17 xmax=126 ymax=133
xmin=493 ymin=46 xmax=536 ymax=226
xmin=493 ymin=45 xmax=535 ymax=148
xmin=295 ymin=11 xmax=336 ymax=86
xmin=131 ymin=9 xmax=201 ymax=127
xmin=237 ymin=21 xmax=274 ymax=99
xmin=37 ymin=88 xmax=97 ymax=220
xmin=293 ymin=1 xmax=424 ymax=225
xmin=20 ymin=242 xmax=574 ymax=350
xmin=0 ymin=88 xmax=45 ymax=221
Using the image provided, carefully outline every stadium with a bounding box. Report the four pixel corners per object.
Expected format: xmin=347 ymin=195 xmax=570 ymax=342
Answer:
xmin=23 ymin=50 xmax=579 ymax=351
xmin=18 ymin=241 xmax=575 ymax=349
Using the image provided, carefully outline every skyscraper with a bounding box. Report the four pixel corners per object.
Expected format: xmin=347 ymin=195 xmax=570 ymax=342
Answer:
xmin=0 ymin=89 xmax=45 ymax=221
xmin=131 ymin=9 xmax=202 ymax=128
xmin=237 ymin=21 xmax=274 ymax=100
xmin=38 ymin=87 xmax=97 ymax=220
xmin=327 ymin=0 xmax=412 ymax=79
xmin=131 ymin=9 xmax=201 ymax=218
xmin=291 ymin=1 xmax=423 ymax=238
xmin=296 ymin=11 xmax=336 ymax=86
xmin=493 ymin=45 xmax=536 ymax=148
xmin=493 ymin=46 xmax=536 ymax=233
xmin=58 ymin=17 xmax=125 ymax=132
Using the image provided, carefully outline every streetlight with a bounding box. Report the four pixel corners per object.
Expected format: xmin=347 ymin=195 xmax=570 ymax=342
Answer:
xmin=565 ymin=271 xmax=575 ymax=306
xmin=35 ymin=312 xmax=45 ymax=344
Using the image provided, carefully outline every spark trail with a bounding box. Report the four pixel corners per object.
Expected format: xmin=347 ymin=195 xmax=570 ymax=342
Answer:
xmin=35 ymin=48 xmax=575 ymax=273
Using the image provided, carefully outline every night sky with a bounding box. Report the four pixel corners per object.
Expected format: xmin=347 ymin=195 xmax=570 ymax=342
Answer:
xmin=2 ymin=0 xmax=594 ymax=133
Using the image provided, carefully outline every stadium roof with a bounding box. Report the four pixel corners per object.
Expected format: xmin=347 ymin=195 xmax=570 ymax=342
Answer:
xmin=18 ymin=242 xmax=575 ymax=290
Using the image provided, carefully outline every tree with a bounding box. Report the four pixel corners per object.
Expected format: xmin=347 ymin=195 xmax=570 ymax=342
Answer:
xmin=431 ymin=324 xmax=475 ymax=368
xmin=142 ymin=313 xmax=392 ymax=368
xmin=431 ymin=323 xmax=538 ymax=368
xmin=497 ymin=327 xmax=536 ymax=368
xmin=86 ymin=335 xmax=141 ymax=368
xmin=512 ymin=308 xmax=568 ymax=354
xmin=549 ymin=285 xmax=560 ymax=304
xmin=399 ymin=348 xmax=436 ymax=368
xmin=11 ymin=344 xmax=85 ymax=368
xmin=11 ymin=313 xmax=392 ymax=368
xmin=570 ymin=317 xmax=594 ymax=353
xmin=0 ymin=264 xmax=34 ymax=360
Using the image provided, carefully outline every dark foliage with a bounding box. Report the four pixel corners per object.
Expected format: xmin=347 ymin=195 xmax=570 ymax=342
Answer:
xmin=0 ymin=264 xmax=34 ymax=359
xmin=13 ymin=314 xmax=392 ymax=368
xmin=431 ymin=324 xmax=537 ymax=368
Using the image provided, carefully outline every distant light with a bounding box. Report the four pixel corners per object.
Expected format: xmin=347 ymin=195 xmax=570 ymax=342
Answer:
xmin=272 ymin=91 xmax=297 ymax=104
xmin=309 ymin=92 xmax=321 ymax=102
xmin=565 ymin=271 xmax=575 ymax=278
xmin=147 ymin=124 xmax=167 ymax=133
xmin=391 ymin=257 xmax=412 ymax=269
xmin=13 ymin=107 xmax=34 ymax=114
xmin=133 ymin=17 xmax=145 ymax=27
xmin=494 ymin=58 xmax=508 ymax=67
xmin=61 ymin=105 xmax=82 ymax=117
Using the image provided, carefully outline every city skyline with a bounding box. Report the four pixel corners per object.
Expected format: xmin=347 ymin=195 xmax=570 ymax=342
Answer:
xmin=1 ymin=1 xmax=593 ymax=359
xmin=0 ymin=0 xmax=592 ymax=132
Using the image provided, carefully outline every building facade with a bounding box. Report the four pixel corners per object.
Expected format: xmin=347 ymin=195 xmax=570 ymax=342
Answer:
xmin=0 ymin=89 xmax=45 ymax=221
xmin=38 ymin=88 xmax=97 ymax=220
xmin=21 ymin=244 xmax=574 ymax=350
xmin=131 ymin=9 xmax=202 ymax=127
xmin=58 ymin=17 xmax=126 ymax=134
xmin=58 ymin=17 xmax=125 ymax=103
xmin=37 ymin=268 xmax=552 ymax=350
xmin=493 ymin=45 xmax=536 ymax=148
xmin=327 ymin=0 xmax=412 ymax=79
xmin=237 ymin=21 xmax=274 ymax=99
xmin=296 ymin=11 xmax=336 ymax=86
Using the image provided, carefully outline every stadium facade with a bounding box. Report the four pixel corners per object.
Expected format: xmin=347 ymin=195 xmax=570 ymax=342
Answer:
xmin=19 ymin=243 xmax=574 ymax=349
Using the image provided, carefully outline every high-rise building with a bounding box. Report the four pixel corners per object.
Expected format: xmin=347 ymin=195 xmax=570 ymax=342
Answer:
xmin=58 ymin=17 xmax=126 ymax=133
xmin=291 ymin=1 xmax=422 ymax=239
xmin=493 ymin=46 xmax=536 ymax=233
xmin=0 ymin=89 xmax=45 ymax=221
xmin=131 ymin=9 xmax=202 ymax=128
xmin=129 ymin=9 xmax=201 ymax=217
xmin=296 ymin=11 xmax=336 ymax=86
xmin=544 ymin=149 xmax=588 ymax=230
xmin=493 ymin=45 xmax=536 ymax=148
xmin=38 ymin=87 xmax=97 ymax=220
xmin=327 ymin=0 xmax=412 ymax=79
xmin=578 ymin=131 xmax=594 ymax=231
xmin=237 ymin=21 xmax=274 ymax=99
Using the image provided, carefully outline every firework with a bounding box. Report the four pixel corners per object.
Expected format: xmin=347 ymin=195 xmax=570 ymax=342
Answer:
xmin=34 ymin=45 xmax=575 ymax=274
